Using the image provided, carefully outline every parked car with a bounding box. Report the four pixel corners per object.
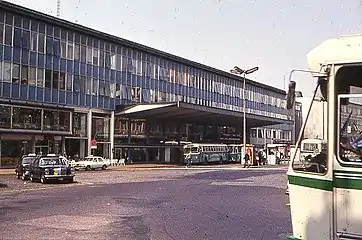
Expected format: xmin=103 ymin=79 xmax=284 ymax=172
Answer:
xmin=15 ymin=153 xmax=37 ymax=180
xmin=29 ymin=154 xmax=75 ymax=184
xmin=76 ymin=156 xmax=110 ymax=171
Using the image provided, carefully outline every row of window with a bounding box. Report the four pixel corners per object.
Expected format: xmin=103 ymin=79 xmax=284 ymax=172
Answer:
xmin=250 ymin=127 xmax=292 ymax=141
xmin=0 ymin=105 xmax=71 ymax=132
xmin=0 ymin=11 xmax=286 ymax=109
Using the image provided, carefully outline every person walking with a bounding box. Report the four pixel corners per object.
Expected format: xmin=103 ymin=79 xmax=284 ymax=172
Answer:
xmin=244 ymin=153 xmax=250 ymax=168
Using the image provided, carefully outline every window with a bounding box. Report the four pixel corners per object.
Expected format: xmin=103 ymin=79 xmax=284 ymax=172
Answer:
xmin=66 ymin=73 xmax=72 ymax=91
xmin=59 ymin=72 xmax=65 ymax=90
xmin=12 ymin=107 xmax=41 ymax=130
xmin=86 ymin=46 xmax=92 ymax=64
xmin=0 ymin=25 xmax=3 ymax=45
xmin=110 ymin=53 xmax=116 ymax=70
xmin=80 ymin=45 xmax=86 ymax=62
xmin=30 ymin=32 xmax=37 ymax=51
xmin=4 ymin=25 xmax=12 ymax=45
xmin=37 ymin=68 xmax=44 ymax=87
xmin=74 ymin=43 xmax=80 ymax=60
xmin=3 ymin=62 xmax=11 ymax=82
xmin=53 ymin=71 xmax=59 ymax=89
xmin=21 ymin=65 xmax=28 ymax=85
xmin=28 ymin=67 xmax=36 ymax=85
xmin=38 ymin=34 xmax=45 ymax=53
xmin=0 ymin=105 xmax=11 ymax=129
xmin=67 ymin=42 xmax=74 ymax=60
xmin=93 ymin=48 xmax=98 ymax=65
xmin=79 ymin=76 xmax=86 ymax=93
xmin=85 ymin=77 xmax=92 ymax=94
xmin=60 ymin=41 xmax=66 ymax=58
xmin=12 ymin=64 xmax=20 ymax=83
xmin=45 ymin=69 xmax=52 ymax=88
xmin=92 ymin=78 xmax=98 ymax=95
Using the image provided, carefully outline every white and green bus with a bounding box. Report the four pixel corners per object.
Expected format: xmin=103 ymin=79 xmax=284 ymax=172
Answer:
xmin=183 ymin=143 xmax=228 ymax=165
xmin=286 ymin=34 xmax=362 ymax=239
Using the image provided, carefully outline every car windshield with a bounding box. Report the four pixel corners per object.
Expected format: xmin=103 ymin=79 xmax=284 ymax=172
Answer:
xmin=184 ymin=147 xmax=191 ymax=154
xmin=22 ymin=157 xmax=35 ymax=164
xmin=191 ymin=147 xmax=199 ymax=153
xmin=40 ymin=158 xmax=65 ymax=166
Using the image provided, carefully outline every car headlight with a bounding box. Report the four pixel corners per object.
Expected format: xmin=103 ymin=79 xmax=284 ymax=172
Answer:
xmin=45 ymin=169 xmax=50 ymax=174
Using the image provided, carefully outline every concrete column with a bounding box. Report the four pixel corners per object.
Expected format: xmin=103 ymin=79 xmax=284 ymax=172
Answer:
xmin=80 ymin=140 xmax=85 ymax=158
xmin=30 ymin=136 xmax=36 ymax=153
xmin=110 ymin=111 xmax=115 ymax=161
xmin=145 ymin=120 xmax=150 ymax=163
xmin=87 ymin=109 xmax=92 ymax=156
xmin=61 ymin=136 xmax=66 ymax=155
xmin=127 ymin=117 xmax=132 ymax=163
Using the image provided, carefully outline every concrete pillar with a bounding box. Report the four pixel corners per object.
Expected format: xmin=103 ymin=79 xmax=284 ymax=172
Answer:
xmin=30 ymin=136 xmax=36 ymax=153
xmin=80 ymin=139 xmax=85 ymax=158
xmin=61 ymin=136 xmax=66 ymax=155
xmin=110 ymin=111 xmax=115 ymax=161
xmin=145 ymin=120 xmax=150 ymax=163
xmin=127 ymin=117 xmax=132 ymax=163
xmin=87 ymin=109 xmax=92 ymax=156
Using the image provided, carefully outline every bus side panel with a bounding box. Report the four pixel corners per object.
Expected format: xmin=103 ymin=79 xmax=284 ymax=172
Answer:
xmin=334 ymin=169 xmax=362 ymax=237
xmin=288 ymin=174 xmax=333 ymax=240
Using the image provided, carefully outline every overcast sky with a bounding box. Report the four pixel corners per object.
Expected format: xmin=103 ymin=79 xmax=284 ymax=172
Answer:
xmin=7 ymin=0 xmax=362 ymax=96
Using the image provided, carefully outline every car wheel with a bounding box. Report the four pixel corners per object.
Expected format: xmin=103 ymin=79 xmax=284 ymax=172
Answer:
xmin=21 ymin=173 xmax=26 ymax=181
xmin=102 ymin=165 xmax=107 ymax=170
xmin=30 ymin=174 xmax=35 ymax=182
xmin=85 ymin=166 xmax=91 ymax=171
xmin=40 ymin=174 xmax=47 ymax=184
xmin=16 ymin=173 xmax=20 ymax=179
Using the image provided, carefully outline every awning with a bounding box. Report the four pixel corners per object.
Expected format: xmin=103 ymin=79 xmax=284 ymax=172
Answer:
xmin=116 ymin=102 xmax=292 ymax=128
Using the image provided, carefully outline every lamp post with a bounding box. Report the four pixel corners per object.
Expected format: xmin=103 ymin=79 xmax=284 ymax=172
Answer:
xmin=230 ymin=66 xmax=259 ymax=165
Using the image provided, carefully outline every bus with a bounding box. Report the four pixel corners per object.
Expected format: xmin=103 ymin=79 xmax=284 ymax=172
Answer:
xmin=286 ymin=34 xmax=362 ymax=239
xmin=227 ymin=144 xmax=254 ymax=164
xmin=183 ymin=143 xmax=228 ymax=165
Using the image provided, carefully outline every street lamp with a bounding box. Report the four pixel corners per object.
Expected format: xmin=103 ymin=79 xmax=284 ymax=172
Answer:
xmin=230 ymin=66 xmax=259 ymax=165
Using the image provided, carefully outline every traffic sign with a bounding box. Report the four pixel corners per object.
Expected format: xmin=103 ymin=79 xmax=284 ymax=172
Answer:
xmin=91 ymin=139 xmax=97 ymax=146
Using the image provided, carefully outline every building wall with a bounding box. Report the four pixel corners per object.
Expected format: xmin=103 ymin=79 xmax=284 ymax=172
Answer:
xmin=0 ymin=3 xmax=291 ymax=166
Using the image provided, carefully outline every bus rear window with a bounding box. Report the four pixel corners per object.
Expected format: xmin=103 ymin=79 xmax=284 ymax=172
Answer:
xmin=191 ymin=147 xmax=199 ymax=153
xmin=302 ymin=143 xmax=318 ymax=152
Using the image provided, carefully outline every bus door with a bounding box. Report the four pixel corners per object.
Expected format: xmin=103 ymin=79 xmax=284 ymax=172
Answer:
xmin=334 ymin=94 xmax=362 ymax=238
xmin=286 ymin=76 xmax=333 ymax=239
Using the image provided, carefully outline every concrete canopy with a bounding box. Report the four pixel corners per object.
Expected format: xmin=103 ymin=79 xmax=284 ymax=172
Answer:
xmin=116 ymin=102 xmax=292 ymax=128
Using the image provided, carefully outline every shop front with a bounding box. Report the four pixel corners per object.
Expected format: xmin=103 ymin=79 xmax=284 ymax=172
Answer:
xmin=0 ymin=103 xmax=72 ymax=167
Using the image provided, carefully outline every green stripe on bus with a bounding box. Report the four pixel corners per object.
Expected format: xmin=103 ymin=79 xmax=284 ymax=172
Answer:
xmin=334 ymin=177 xmax=362 ymax=190
xmin=334 ymin=170 xmax=362 ymax=176
xmin=288 ymin=175 xmax=333 ymax=191
xmin=287 ymin=236 xmax=302 ymax=240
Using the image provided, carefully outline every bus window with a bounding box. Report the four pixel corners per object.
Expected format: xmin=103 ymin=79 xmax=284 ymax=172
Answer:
xmin=338 ymin=94 xmax=362 ymax=164
xmin=191 ymin=147 xmax=199 ymax=153
xmin=184 ymin=147 xmax=191 ymax=154
xmin=292 ymin=80 xmax=328 ymax=174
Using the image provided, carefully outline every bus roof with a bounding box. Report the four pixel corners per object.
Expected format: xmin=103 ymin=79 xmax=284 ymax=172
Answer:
xmin=183 ymin=143 xmax=227 ymax=147
xmin=301 ymin=138 xmax=327 ymax=144
xmin=307 ymin=34 xmax=362 ymax=73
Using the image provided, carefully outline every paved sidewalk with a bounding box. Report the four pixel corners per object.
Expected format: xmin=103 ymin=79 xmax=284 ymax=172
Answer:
xmin=0 ymin=164 xmax=288 ymax=175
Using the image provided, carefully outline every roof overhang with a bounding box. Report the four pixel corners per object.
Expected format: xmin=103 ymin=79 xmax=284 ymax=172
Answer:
xmin=116 ymin=102 xmax=292 ymax=128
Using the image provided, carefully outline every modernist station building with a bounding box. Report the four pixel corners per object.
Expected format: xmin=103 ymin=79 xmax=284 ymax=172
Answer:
xmin=0 ymin=1 xmax=292 ymax=166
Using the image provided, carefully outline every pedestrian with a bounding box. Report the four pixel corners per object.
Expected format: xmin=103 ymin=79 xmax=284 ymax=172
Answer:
xmin=243 ymin=153 xmax=250 ymax=168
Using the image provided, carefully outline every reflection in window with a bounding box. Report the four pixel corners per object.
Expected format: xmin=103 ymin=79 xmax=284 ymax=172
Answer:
xmin=21 ymin=65 xmax=28 ymax=85
xmin=12 ymin=64 xmax=20 ymax=83
xmin=91 ymin=116 xmax=110 ymax=142
xmin=12 ymin=107 xmax=41 ymax=130
xmin=3 ymin=62 xmax=11 ymax=82
xmin=37 ymin=68 xmax=44 ymax=87
xmin=85 ymin=77 xmax=92 ymax=94
xmin=339 ymin=95 xmax=362 ymax=163
xmin=0 ymin=105 xmax=11 ymax=129
xmin=59 ymin=72 xmax=65 ymax=90
xmin=66 ymin=74 xmax=73 ymax=91
xmin=28 ymin=67 xmax=36 ymax=85
xmin=43 ymin=110 xmax=70 ymax=132
xmin=73 ymin=112 xmax=87 ymax=137
xmin=53 ymin=71 xmax=59 ymax=89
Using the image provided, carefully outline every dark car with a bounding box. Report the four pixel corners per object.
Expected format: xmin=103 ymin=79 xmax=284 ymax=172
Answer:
xmin=29 ymin=154 xmax=75 ymax=184
xmin=15 ymin=154 xmax=37 ymax=180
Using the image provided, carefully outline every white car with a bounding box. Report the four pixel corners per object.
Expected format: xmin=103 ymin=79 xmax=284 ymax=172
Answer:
xmin=76 ymin=156 xmax=110 ymax=171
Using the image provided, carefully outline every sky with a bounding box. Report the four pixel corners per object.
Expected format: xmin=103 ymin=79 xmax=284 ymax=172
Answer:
xmin=7 ymin=0 xmax=362 ymax=96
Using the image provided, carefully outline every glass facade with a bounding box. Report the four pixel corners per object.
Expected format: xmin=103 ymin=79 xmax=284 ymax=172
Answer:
xmin=0 ymin=9 xmax=289 ymax=120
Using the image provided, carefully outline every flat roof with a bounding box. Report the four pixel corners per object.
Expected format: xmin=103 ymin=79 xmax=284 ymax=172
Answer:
xmin=116 ymin=102 xmax=291 ymax=128
xmin=0 ymin=1 xmax=285 ymax=95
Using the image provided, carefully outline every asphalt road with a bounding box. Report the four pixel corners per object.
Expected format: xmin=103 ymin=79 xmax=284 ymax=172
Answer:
xmin=0 ymin=168 xmax=291 ymax=240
